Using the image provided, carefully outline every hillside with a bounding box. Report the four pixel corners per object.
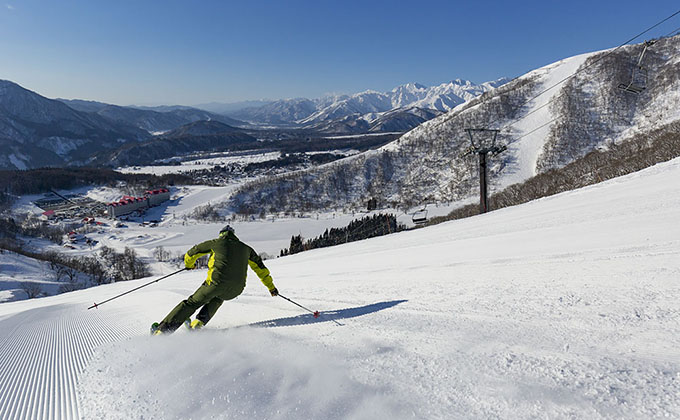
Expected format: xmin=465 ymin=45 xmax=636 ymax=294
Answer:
xmin=0 ymin=81 xmax=150 ymax=169
xmin=60 ymin=99 xmax=246 ymax=133
xmin=161 ymin=120 xmax=242 ymax=138
xmin=228 ymin=36 xmax=680 ymax=214
xmin=0 ymin=157 xmax=678 ymax=419
xmin=90 ymin=129 xmax=258 ymax=167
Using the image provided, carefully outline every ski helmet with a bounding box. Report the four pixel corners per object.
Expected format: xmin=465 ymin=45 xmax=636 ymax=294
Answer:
xmin=220 ymin=225 xmax=235 ymax=235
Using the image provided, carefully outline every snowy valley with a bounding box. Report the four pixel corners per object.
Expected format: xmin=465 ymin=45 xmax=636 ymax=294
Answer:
xmin=0 ymin=25 xmax=679 ymax=420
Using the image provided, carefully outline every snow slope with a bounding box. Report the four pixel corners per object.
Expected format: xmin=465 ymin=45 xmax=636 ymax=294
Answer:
xmin=500 ymin=53 xmax=591 ymax=186
xmin=1 ymin=157 xmax=679 ymax=419
xmin=0 ymin=251 xmax=61 ymax=302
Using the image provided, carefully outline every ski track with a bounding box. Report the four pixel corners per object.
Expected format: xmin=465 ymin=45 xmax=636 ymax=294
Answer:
xmin=0 ymin=159 xmax=679 ymax=419
xmin=0 ymin=305 xmax=136 ymax=420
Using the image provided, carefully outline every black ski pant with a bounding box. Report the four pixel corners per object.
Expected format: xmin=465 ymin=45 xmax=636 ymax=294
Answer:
xmin=158 ymin=280 xmax=243 ymax=333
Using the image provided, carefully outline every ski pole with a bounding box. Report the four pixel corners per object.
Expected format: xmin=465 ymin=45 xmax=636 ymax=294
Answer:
xmin=278 ymin=294 xmax=342 ymax=326
xmin=88 ymin=268 xmax=187 ymax=310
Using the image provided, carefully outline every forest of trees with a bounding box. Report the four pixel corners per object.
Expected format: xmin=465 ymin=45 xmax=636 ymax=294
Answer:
xmin=0 ymin=214 xmax=71 ymax=243
xmin=1 ymin=242 xmax=150 ymax=297
xmin=0 ymin=212 xmax=150 ymax=296
xmin=0 ymin=167 xmax=194 ymax=197
xmin=280 ymin=213 xmax=404 ymax=256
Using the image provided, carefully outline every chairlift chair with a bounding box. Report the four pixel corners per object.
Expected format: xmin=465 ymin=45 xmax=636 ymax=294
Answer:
xmin=618 ymin=41 xmax=654 ymax=94
xmin=618 ymin=67 xmax=647 ymax=94
xmin=412 ymin=208 xmax=428 ymax=224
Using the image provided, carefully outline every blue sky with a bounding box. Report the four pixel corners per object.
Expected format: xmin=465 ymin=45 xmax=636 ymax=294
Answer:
xmin=1 ymin=0 xmax=679 ymax=106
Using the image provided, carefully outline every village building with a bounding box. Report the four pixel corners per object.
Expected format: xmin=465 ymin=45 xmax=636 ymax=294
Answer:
xmin=107 ymin=188 xmax=170 ymax=218
xmin=40 ymin=210 xmax=56 ymax=221
xmin=145 ymin=188 xmax=170 ymax=206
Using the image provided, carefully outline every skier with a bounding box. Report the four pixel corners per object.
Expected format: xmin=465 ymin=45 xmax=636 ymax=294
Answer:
xmin=151 ymin=225 xmax=278 ymax=335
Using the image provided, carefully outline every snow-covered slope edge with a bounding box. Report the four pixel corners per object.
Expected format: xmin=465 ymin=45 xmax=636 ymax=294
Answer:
xmin=1 ymin=157 xmax=679 ymax=419
xmin=229 ymin=36 xmax=680 ymax=214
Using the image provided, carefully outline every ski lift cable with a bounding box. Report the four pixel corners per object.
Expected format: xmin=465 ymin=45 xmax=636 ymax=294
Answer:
xmin=666 ymin=24 xmax=680 ymax=37
xmin=395 ymin=13 xmax=678 ymax=214
xmin=501 ymin=20 xmax=680 ymax=140
xmin=500 ymin=20 xmax=680 ymax=137
xmin=512 ymin=117 xmax=559 ymax=142
xmin=499 ymin=100 xmax=554 ymax=134
xmin=482 ymin=8 xmax=680 ymax=133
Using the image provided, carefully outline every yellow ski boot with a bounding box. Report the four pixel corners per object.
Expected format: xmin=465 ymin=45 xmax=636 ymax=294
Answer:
xmin=184 ymin=319 xmax=204 ymax=331
xmin=150 ymin=322 xmax=163 ymax=336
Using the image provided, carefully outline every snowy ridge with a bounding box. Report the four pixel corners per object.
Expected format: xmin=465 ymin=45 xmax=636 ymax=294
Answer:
xmin=502 ymin=54 xmax=592 ymax=183
xmin=230 ymin=36 xmax=680 ymax=213
xmin=298 ymin=79 xmax=507 ymax=126
xmin=228 ymin=79 xmax=505 ymax=127
xmin=1 ymin=157 xmax=679 ymax=418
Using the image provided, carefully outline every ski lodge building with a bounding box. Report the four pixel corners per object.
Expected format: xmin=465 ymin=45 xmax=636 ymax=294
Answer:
xmin=106 ymin=188 xmax=170 ymax=218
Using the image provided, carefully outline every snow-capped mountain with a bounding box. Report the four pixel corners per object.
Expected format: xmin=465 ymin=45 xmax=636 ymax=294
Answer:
xmin=392 ymin=79 xmax=507 ymax=111
xmin=307 ymin=107 xmax=444 ymax=135
xmin=229 ymin=35 xmax=680 ymax=214
xmin=0 ymin=80 xmax=150 ymax=170
xmin=228 ymin=79 xmax=507 ymax=127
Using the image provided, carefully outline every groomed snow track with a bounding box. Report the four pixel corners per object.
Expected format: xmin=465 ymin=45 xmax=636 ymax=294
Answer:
xmin=0 ymin=305 xmax=135 ymax=420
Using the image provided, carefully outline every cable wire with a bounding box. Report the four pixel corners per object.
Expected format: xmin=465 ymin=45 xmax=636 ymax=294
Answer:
xmin=480 ymin=8 xmax=680 ymax=133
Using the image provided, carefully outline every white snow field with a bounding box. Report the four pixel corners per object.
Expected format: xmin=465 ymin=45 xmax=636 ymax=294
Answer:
xmin=0 ymin=251 xmax=61 ymax=302
xmin=1 ymin=157 xmax=680 ymax=419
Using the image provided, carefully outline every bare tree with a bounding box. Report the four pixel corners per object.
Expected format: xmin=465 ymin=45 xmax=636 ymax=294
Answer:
xmin=154 ymin=246 xmax=170 ymax=262
xmin=20 ymin=282 xmax=42 ymax=299
xmin=115 ymin=247 xmax=150 ymax=281
xmin=172 ymin=251 xmax=185 ymax=269
xmin=58 ymin=282 xmax=84 ymax=294
xmin=51 ymin=264 xmax=66 ymax=282
xmin=62 ymin=264 xmax=78 ymax=283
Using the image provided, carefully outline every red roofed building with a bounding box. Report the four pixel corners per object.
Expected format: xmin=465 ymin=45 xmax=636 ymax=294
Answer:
xmin=107 ymin=188 xmax=170 ymax=218
xmin=40 ymin=210 xmax=56 ymax=220
xmin=145 ymin=188 xmax=170 ymax=206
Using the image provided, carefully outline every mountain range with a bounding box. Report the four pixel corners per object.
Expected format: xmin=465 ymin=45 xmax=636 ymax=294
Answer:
xmin=0 ymin=81 xmax=150 ymax=170
xmin=228 ymin=35 xmax=680 ymax=214
xmin=225 ymin=79 xmax=508 ymax=127
xmin=89 ymin=120 xmax=256 ymax=168
xmin=0 ymin=78 xmax=505 ymax=169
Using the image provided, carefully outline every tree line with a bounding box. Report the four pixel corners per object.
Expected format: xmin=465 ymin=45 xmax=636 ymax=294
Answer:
xmin=427 ymin=120 xmax=680 ymax=225
xmin=2 ymin=241 xmax=150 ymax=297
xmin=0 ymin=167 xmax=194 ymax=197
xmin=1 ymin=215 xmax=151 ymax=298
xmin=280 ymin=213 xmax=404 ymax=256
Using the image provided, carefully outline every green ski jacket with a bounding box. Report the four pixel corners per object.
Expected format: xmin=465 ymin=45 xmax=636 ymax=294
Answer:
xmin=184 ymin=230 xmax=275 ymax=292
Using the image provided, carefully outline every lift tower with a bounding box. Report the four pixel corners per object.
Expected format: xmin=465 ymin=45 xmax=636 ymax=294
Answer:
xmin=460 ymin=128 xmax=506 ymax=214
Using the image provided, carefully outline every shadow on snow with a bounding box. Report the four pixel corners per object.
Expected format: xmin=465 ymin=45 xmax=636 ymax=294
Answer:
xmin=242 ymin=299 xmax=407 ymax=328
